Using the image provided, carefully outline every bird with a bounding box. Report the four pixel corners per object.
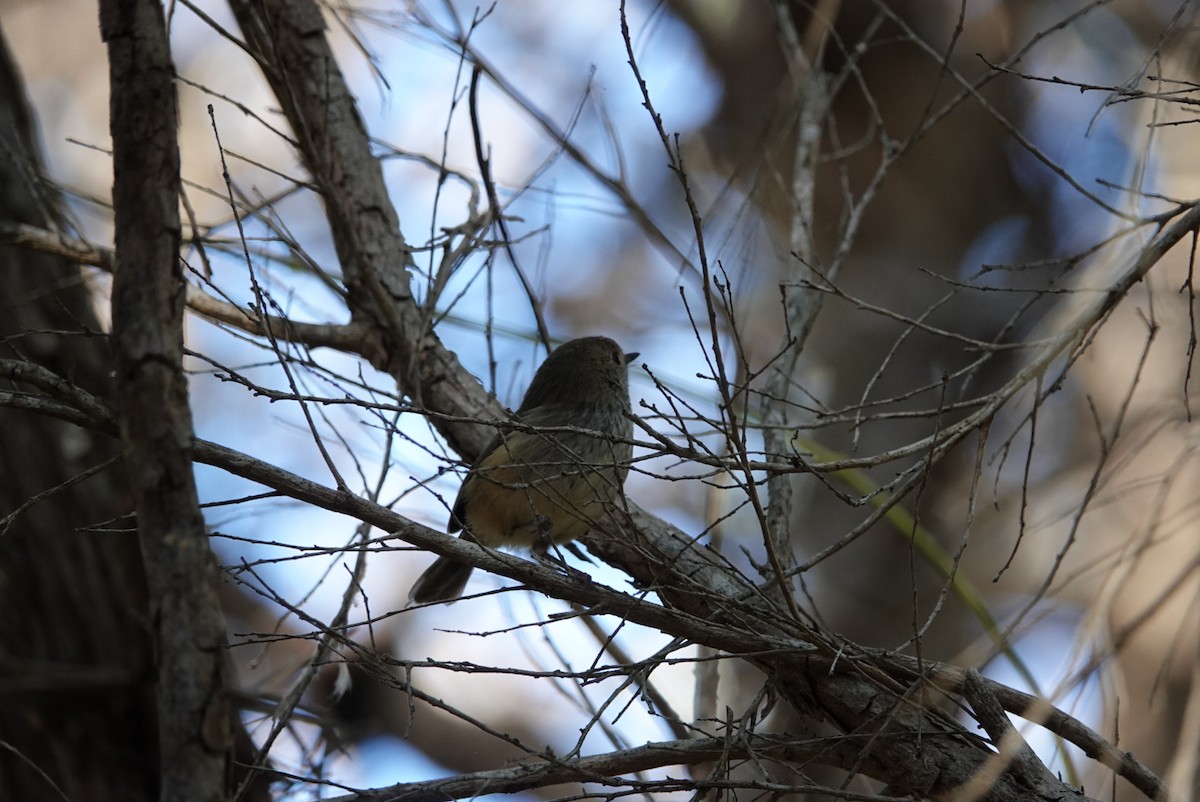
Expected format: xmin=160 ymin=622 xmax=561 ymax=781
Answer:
xmin=408 ymin=336 xmax=638 ymax=604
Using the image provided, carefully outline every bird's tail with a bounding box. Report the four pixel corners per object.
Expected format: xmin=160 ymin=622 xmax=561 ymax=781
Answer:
xmin=408 ymin=556 xmax=474 ymax=604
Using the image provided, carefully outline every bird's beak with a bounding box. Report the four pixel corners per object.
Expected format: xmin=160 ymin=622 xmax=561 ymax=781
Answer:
xmin=624 ymin=352 xmax=639 ymax=364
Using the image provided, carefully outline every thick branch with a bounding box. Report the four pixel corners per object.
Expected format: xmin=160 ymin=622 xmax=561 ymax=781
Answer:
xmin=226 ymin=0 xmax=498 ymax=459
xmin=99 ymin=1 xmax=230 ymax=799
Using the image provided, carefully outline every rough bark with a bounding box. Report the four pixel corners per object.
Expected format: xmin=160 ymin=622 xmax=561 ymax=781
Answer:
xmin=227 ymin=0 xmax=502 ymax=460
xmin=99 ymin=1 xmax=231 ymax=799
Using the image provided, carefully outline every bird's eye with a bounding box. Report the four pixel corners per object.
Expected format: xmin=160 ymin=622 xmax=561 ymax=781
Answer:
xmin=612 ymin=351 xmax=622 ymax=365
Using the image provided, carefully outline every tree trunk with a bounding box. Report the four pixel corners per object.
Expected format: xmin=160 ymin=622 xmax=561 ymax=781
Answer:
xmin=0 ymin=24 xmax=157 ymax=802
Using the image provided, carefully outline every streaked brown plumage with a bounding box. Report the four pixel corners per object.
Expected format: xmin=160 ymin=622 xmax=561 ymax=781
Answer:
xmin=409 ymin=336 xmax=637 ymax=604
